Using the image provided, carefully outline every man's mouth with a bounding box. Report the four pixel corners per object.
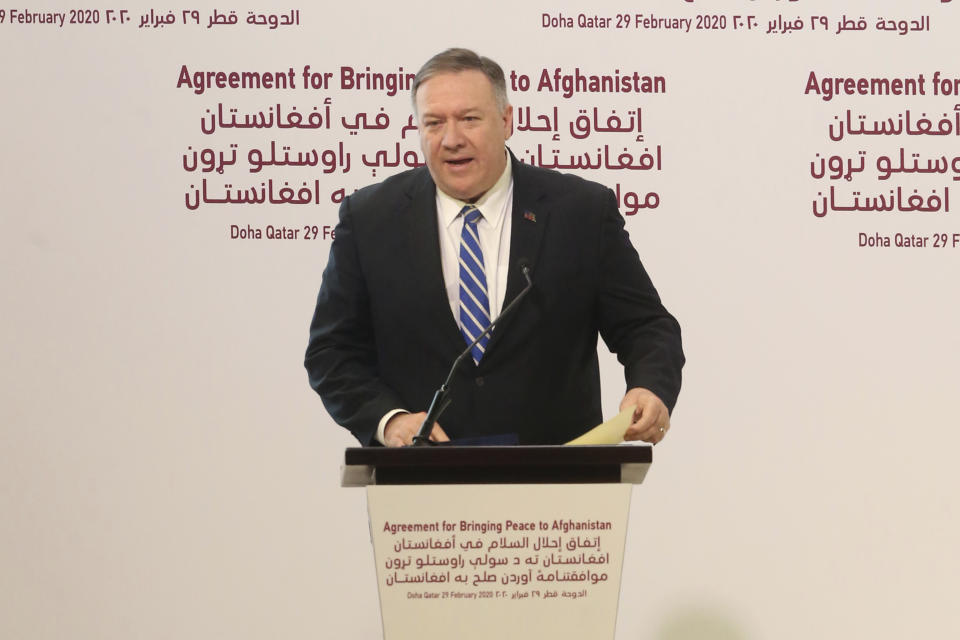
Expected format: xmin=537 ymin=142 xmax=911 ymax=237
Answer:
xmin=446 ymin=158 xmax=473 ymax=167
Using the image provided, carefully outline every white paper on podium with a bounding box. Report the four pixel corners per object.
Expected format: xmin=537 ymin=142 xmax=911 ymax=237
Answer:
xmin=564 ymin=406 xmax=635 ymax=446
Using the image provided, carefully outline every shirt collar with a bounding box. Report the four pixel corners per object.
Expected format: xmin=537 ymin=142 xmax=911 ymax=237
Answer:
xmin=437 ymin=154 xmax=513 ymax=229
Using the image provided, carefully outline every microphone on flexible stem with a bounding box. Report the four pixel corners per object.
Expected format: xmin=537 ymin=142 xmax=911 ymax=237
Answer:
xmin=411 ymin=259 xmax=534 ymax=446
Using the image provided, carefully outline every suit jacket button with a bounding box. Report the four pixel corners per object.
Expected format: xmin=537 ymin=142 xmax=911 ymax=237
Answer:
xmin=475 ymin=376 xmax=484 ymax=387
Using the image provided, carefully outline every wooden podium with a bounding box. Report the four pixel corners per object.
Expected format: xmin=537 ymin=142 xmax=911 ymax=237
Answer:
xmin=342 ymin=445 xmax=651 ymax=640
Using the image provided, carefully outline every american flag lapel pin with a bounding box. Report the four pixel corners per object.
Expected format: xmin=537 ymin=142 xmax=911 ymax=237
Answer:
xmin=523 ymin=211 xmax=537 ymax=223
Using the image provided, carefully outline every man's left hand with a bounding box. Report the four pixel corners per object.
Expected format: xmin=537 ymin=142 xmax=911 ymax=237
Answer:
xmin=619 ymin=387 xmax=670 ymax=444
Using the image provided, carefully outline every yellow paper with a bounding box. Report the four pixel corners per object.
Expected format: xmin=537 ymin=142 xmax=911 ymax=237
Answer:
xmin=564 ymin=405 xmax=635 ymax=445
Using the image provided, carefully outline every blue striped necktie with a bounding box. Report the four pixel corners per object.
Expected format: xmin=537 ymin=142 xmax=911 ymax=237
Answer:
xmin=458 ymin=205 xmax=491 ymax=364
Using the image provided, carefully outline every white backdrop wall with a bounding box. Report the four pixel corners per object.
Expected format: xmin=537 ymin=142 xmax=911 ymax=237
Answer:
xmin=3 ymin=1 xmax=959 ymax=638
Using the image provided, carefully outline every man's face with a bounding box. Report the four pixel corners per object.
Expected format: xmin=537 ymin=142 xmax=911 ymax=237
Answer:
xmin=415 ymin=70 xmax=513 ymax=202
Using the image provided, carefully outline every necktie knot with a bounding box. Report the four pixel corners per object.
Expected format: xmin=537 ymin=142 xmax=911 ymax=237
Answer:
xmin=461 ymin=205 xmax=482 ymax=226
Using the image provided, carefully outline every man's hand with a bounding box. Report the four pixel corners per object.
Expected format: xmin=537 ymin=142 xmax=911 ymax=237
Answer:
xmin=383 ymin=412 xmax=450 ymax=447
xmin=619 ymin=387 xmax=670 ymax=444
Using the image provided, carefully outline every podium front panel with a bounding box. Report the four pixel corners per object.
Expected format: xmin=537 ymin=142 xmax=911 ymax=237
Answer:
xmin=367 ymin=483 xmax=632 ymax=640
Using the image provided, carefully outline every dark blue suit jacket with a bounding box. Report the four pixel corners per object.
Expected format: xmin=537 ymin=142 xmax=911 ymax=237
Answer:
xmin=305 ymin=154 xmax=684 ymax=445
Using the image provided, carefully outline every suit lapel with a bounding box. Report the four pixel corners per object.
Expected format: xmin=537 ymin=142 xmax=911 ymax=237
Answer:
xmin=401 ymin=171 xmax=466 ymax=359
xmin=482 ymin=155 xmax=549 ymax=359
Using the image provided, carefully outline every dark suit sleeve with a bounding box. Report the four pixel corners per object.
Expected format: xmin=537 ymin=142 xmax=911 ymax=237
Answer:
xmin=595 ymin=188 xmax=685 ymax=412
xmin=304 ymin=195 xmax=405 ymax=445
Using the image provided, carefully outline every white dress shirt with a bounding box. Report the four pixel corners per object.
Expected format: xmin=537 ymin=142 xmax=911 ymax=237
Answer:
xmin=435 ymin=159 xmax=513 ymax=323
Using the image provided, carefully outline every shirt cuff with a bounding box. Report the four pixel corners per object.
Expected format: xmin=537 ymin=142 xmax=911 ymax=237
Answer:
xmin=376 ymin=409 xmax=409 ymax=445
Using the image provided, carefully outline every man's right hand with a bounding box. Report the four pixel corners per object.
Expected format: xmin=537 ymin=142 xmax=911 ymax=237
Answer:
xmin=384 ymin=412 xmax=450 ymax=447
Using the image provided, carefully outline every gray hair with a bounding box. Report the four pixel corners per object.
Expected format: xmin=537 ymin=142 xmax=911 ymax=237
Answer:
xmin=411 ymin=48 xmax=509 ymax=114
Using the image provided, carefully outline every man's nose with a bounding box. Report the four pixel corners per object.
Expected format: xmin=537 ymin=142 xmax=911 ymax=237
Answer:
xmin=441 ymin=122 xmax=465 ymax=148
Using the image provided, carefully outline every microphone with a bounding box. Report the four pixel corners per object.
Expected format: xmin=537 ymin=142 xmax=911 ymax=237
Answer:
xmin=411 ymin=259 xmax=534 ymax=446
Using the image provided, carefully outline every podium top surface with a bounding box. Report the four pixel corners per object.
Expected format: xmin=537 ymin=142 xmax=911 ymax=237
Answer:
xmin=342 ymin=444 xmax=652 ymax=487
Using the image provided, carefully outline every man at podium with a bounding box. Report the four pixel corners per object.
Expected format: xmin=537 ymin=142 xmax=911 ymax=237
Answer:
xmin=305 ymin=48 xmax=684 ymax=447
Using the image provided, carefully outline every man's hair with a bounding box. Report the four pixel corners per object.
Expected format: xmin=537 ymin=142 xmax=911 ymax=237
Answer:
xmin=411 ymin=48 xmax=509 ymax=114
